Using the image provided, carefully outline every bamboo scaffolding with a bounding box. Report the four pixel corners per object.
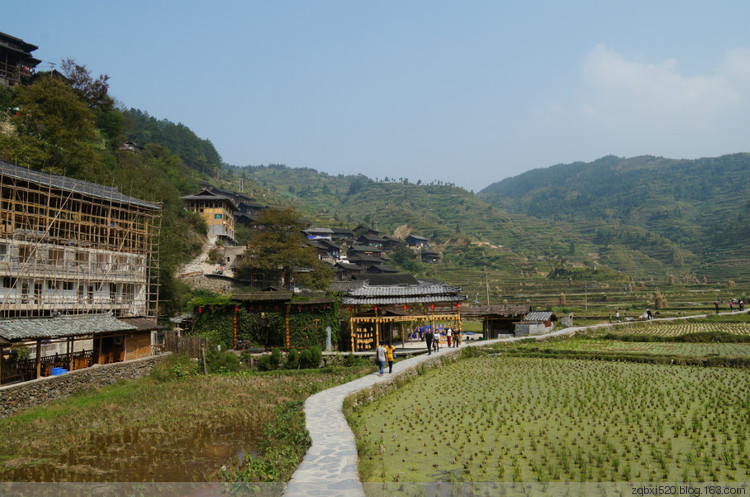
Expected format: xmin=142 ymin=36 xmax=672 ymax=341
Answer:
xmin=0 ymin=166 xmax=161 ymax=319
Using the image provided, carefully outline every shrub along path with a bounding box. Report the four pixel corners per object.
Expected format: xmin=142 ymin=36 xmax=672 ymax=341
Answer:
xmin=282 ymin=310 xmax=749 ymax=497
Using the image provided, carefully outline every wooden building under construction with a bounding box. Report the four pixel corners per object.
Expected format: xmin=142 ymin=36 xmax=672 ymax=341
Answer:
xmin=0 ymin=161 xmax=161 ymax=384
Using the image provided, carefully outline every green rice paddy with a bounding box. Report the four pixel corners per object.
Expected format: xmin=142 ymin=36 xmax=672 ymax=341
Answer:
xmin=350 ymin=357 xmax=750 ymax=483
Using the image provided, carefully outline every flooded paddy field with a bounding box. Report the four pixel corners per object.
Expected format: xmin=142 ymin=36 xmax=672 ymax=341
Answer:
xmin=0 ymin=368 xmax=368 ymax=482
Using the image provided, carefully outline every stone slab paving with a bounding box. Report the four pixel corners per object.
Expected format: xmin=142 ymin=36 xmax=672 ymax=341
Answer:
xmin=283 ymin=339 xmax=523 ymax=497
xmin=282 ymin=311 xmax=748 ymax=497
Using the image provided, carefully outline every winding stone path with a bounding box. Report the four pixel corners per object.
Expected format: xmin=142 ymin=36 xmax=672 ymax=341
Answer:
xmin=282 ymin=311 xmax=748 ymax=496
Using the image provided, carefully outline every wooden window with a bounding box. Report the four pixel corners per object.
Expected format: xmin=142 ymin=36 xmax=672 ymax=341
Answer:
xmin=18 ymin=245 xmax=33 ymax=263
xmin=48 ymin=248 xmax=65 ymax=266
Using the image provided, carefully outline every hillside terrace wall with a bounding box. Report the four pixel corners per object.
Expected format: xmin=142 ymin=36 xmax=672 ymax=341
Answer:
xmin=0 ymin=354 xmax=167 ymax=418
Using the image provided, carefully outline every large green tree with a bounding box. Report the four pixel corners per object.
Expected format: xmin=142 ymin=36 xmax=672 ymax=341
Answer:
xmin=236 ymin=208 xmax=333 ymax=290
xmin=0 ymin=76 xmax=97 ymax=175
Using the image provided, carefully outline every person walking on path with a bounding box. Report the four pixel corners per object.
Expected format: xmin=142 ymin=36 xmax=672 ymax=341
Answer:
xmin=741 ymin=300 xmax=745 ymax=312
xmin=730 ymin=301 xmax=735 ymax=313
xmin=425 ymin=328 xmax=433 ymax=355
xmin=376 ymin=343 xmax=386 ymax=376
xmin=715 ymin=302 xmax=720 ymax=314
xmin=385 ymin=343 xmax=396 ymax=374
xmin=433 ymin=330 xmax=441 ymax=353
xmin=446 ymin=327 xmax=453 ymax=348
xmin=615 ymin=310 xmax=621 ymax=322
xmin=646 ymin=308 xmax=653 ymax=320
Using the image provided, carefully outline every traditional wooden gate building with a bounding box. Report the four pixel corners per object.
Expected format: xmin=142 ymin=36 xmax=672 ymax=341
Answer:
xmin=342 ymin=282 xmax=467 ymax=351
xmin=460 ymin=304 xmax=530 ymax=338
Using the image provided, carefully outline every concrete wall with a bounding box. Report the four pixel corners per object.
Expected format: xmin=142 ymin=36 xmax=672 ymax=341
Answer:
xmin=0 ymin=354 xmax=167 ymax=418
xmin=514 ymin=322 xmax=553 ymax=336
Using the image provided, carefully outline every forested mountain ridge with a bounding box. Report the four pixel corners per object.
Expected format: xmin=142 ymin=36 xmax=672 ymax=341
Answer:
xmin=478 ymin=154 xmax=750 ymax=269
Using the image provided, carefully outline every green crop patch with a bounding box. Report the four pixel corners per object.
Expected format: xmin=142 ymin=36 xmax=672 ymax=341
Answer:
xmin=351 ymin=357 xmax=750 ymax=483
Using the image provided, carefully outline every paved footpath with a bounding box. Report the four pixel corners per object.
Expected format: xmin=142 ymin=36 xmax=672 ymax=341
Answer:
xmin=282 ymin=310 xmax=748 ymax=497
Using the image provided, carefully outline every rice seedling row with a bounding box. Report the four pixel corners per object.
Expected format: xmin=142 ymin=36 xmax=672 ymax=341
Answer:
xmin=350 ymin=357 xmax=750 ymax=483
xmin=508 ymin=339 xmax=750 ymax=359
xmin=600 ymin=322 xmax=750 ymax=338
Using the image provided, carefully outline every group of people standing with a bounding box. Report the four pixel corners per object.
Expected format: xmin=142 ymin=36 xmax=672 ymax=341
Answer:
xmin=375 ymin=326 xmax=463 ymax=375
xmin=424 ymin=327 xmax=460 ymax=355
xmin=714 ymin=300 xmax=746 ymax=313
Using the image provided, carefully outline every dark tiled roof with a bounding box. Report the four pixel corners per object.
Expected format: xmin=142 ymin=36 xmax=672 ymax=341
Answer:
xmin=180 ymin=192 xmax=239 ymax=211
xmin=368 ymin=264 xmax=399 ymax=273
xmin=335 ymin=262 xmax=363 ymax=271
xmin=0 ymin=313 xmax=136 ymax=341
xmin=351 ymin=273 xmax=419 ymax=285
xmin=118 ymin=317 xmax=164 ymax=331
xmin=0 ymin=161 xmax=160 ymax=210
xmin=342 ymin=282 xmax=466 ymax=305
xmin=328 ymin=281 xmax=365 ymax=293
xmin=348 ymin=282 xmax=462 ymax=297
xmin=522 ymin=311 xmax=556 ymax=322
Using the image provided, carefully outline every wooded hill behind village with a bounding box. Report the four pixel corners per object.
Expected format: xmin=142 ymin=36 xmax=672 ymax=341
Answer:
xmin=1 ymin=60 xmax=749 ymax=313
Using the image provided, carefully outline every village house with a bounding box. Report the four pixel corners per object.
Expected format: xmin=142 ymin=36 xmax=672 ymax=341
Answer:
xmin=514 ymin=311 xmax=557 ymax=336
xmin=0 ymin=161 xmax=161 ymax=384
xmin=310 ymin=238 xmax=341 ymax=264
xmin=420 ymin=250 xmax=441 ymax=264
xmin=0 ymin=31 xmax=40 ymax=88
xmin=330 ymin=228 xmax=355 ymax=246
xmin=303 ymin=227 xmax=334 ymax=240
xmin=118 ymin=141 xmax=143 ymax=153
xmin=181 ymin=189 xmax=237 ymax=243
xmin=348 ymin=244 xmax=383 ymax=258
xmin=405 ymin=234 xmax=429 ymax=248
xmin=334 ymin=261 xmax=364 ymax=280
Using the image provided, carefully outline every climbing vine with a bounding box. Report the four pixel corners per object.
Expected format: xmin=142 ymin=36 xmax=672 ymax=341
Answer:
xmin=191 ymin=299 xmax=341 ymax=350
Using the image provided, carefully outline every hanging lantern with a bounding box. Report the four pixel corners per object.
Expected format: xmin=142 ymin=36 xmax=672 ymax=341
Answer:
xmin=374 ymin=306 xmax=378 ymax=314
xmin=457 ymin=302 xmax=461 ymax=310
xmin=323 ymin=304 xmax=328 ymax=310
xmin=298 ymin=305 xmax=302 ymax=312
xmin=403 ymin=304 xmax=407 ymax=311
xmin=234 ymin=306 xmax=239 ymax=312
xmin=431 ymin=303 xmax=435 ymax=311
xmin=198 ymin=307 xmax=202 ymax=315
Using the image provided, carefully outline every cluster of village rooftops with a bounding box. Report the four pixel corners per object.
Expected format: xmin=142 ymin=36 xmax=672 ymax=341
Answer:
xmin=180 ymin=185 xmax=441 ymax=284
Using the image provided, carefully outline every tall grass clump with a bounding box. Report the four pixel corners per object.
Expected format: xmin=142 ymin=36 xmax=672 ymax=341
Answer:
xmin=150 ymin=353 xmax=199 ymax=381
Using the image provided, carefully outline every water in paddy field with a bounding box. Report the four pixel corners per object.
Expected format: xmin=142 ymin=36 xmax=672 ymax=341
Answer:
xmin=0 ymin=422 xmax=261 ymax=482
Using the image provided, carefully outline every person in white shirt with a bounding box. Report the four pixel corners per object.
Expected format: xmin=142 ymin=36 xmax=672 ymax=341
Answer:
xmin=376 ymin=343 xmax=386 ymax=376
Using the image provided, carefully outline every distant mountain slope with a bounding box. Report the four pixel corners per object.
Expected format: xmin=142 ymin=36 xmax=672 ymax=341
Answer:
xmin=225 ymin=159 xmax=750 ymax=297
xmin=479 ymin=154 xmax=750 ymax=278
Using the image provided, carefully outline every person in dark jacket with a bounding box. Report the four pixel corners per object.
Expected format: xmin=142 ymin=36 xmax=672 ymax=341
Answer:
xmin=425 ymin=328 xmax=433 ymax=355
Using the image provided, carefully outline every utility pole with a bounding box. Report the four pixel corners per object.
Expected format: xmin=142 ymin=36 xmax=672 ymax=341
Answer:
xmin=584 ymin=281 xmax=589 ymax=311
xmin=484 ymin=266 xmax=490 ymax=305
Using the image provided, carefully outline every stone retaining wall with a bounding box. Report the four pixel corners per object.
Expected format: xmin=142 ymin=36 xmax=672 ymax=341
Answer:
xmin=0 ymin=354 xmax=168 ymax=418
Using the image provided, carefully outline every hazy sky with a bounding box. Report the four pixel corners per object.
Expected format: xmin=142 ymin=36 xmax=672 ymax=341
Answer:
xmin=4 ymin=1 xmax=749 ymax=191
